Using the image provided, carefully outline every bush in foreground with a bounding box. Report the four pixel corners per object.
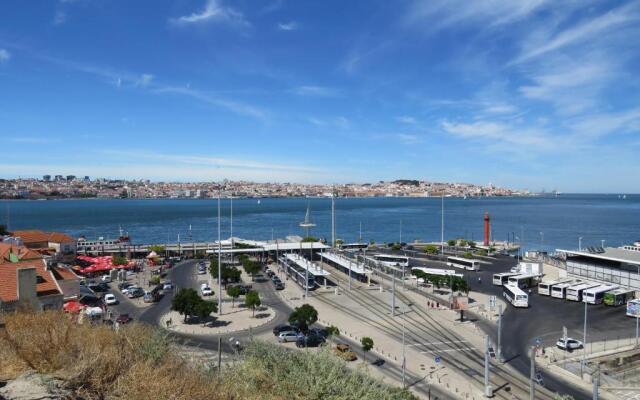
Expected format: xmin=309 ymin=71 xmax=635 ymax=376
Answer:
xmin=0 ymin=311 xmax=415 ymax=400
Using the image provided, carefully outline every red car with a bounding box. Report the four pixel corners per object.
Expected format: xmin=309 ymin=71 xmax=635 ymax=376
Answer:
xmin=116 ymin=314 xmax=132 ymax=324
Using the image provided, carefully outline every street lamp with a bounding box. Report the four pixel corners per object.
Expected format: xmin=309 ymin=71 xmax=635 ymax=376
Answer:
xmin=540 ymin=232 xmax=544 ymax=250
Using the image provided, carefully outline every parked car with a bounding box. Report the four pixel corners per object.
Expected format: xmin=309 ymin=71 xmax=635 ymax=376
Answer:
xmin=200 ymin=283 xmax=213 ymax=296
xmin=100 ymin=275 xmax=112 ymax=283
xmin=273 ymin=324 xmax=298 ymax=336
xmin=78 ymin=294 xmax=101 ymax=307
xmin=334 ymin=344 xmax=357 ymax=361
xmin=197 ymin=265 xmax=207 ymax=275
xmin=271 ymin=275 xmax=280 ymax=283
xmin=121 ymin=285 xmax=138 ymax=295
xmin=296 ymin=334 xmax=325 ymax=348
xmin=278 ymin=331 xmax=302 ymax=343
xmin=143 ymin=291 xmax=154 ymax=303
xmin=118 ymin=282 xmax=133 ymax=291
xmin=265 ymin=269 xmax=274 ymax=277
xmin=556 ymin=338 xmax=583 ymax=351
xmin=116 ymin=314 xmax=132 ymax=324
xmin=274 ymin=281 xmax=285 ymax=290
xmin=104 ymin=293 xmax=118 ymax=305
xmin=308 ymin=327 xmax=328 ymax=338
xmin=162 ymin=281 xmax=174 ymax=290
xmin=88 ymin=283 xmax=108 ymax=293
xmin=127 ymin=287 xmax=145 ymax=299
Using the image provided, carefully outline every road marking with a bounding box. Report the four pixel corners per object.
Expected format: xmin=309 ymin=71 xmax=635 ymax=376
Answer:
xmin=409 ymin=340 xmax=470 ymax=346
xmin=420 ymin=347 xmax=476 ymax=354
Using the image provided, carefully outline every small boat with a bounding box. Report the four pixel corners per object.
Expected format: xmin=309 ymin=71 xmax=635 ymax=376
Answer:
xmin=257 ymin=199 xmax=261 ymax=204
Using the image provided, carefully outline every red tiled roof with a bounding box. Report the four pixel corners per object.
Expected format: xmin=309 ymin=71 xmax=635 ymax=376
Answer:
xmin=52 ymin=265 xmax=79 ymax=281
xmin=0 ymin=260 xmax=61 ymax=303
xmin=10 ymin=230 xmax=75 ymax=245
xmin=0 ymin=243 xmax=44 ymax=264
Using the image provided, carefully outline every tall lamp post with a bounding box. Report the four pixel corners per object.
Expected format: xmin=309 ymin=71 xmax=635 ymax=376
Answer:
xmin=579 ymin=236 xmax=583 ymax=251
xmin=217 ymin=192 xmax=222 ymax=315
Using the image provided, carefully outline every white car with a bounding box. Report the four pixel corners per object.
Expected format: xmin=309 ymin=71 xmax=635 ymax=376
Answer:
xmin=556 ymin=338 xmax=583 ymax=351
xmin=104 ymin=293 xmax=118 ymax=305
xmin=162 ymin=281 xmax=174 ymax=290
xmin=100 ymin=275 xmax=112 ymax=283
xmin=278 ymin=331 xmax=301 ymax=343
xmin=200 ymin=284 xmax=213 ymax=296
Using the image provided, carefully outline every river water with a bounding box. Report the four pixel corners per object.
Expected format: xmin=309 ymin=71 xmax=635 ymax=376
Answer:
xmin=2 ymin=195 xmax=638 ymax=252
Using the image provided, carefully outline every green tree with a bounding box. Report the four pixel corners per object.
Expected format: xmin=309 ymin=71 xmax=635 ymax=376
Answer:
xmin=462 ymin=251 xmax=473 ymax=259
xmin=468 ymin=241 xmax=477 ymax=248
xmin=301 ymin=236 xmax=318 ymax=242
xmin=451 ymin=277 xmax=470 ymax=294
xmin=459 ymin=239 xmax=468 ymax=247
xmin=112 ymin=255 xmax=128 ymax=266
xmin=288 ymin=304 xmax=318 ymax=333
xmin=171 ymin=288 xmax=201 ymax=323
xmin=149 ymin=275 xmax=160 ymax=286
xmin=335 ymin=239 xmax=344 ymax=246
xmin=193 ymin=299 xmax=218 ymax=325
xmin=210 ymin=259 xmax=241 ymax=288
xmin=242 ymin=259 xmax=261 ymax=281
xmin=361 ymin=337 xmax=374 ymax=363
xmin=245 ymin=290 xmax=261 ymax=317
xmin=326 ymin=325 xmax=340 ymax=338
xmin=148 ymin=245 xmax=165 ymax=254
xmin=424 ymin=244 xmax=439 ymax=255
xmin=391 ymin=243 xmax=402 ymax=251
xmin=447 ymin=239 xmax=456 ymax=247
xmin=476 ymin=249 xmax=487 ymax=256
xmin=227 ymin=285 xmax=242 ymax=308
xmin=369 ymin=239 xmax=375 ymax=245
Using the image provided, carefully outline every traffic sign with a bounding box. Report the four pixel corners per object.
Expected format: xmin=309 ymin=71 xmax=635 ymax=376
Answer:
xmin=435 ymin=356 xmax=441 ymax=364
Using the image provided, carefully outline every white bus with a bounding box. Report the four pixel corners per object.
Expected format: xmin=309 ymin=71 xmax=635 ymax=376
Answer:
xmin=507 ymin=274 xmax=538 ymax=289
xmin=446 ymin=256 xmax=480 ymax=271
xmin=412 ymin=267 xmax=462 ymax=278
xmin=538 ymin=279 xmax=574 ymax=296
xmin=551 ymin=281 xmax=582 ymax=299
xmin=374 ymin=254 xmax=409 ymax=268
xmin=583 ymin=285 xmax=619 ymax=305
xmin=493 ymin=272 xmax=520 ymax=286
xmin=566 ymin=283 xmax=600 ymax=302
xmin=503 ymin=284 xmax=529 ymax=308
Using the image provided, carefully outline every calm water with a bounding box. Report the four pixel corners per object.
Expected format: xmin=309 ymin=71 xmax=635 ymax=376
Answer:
xmin=1 ymin=195 xmax=639 ymax=252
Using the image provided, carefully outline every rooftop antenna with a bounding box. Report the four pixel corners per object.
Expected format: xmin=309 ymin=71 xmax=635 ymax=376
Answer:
xmin=300 ymin=202 xmax=316 ymax=239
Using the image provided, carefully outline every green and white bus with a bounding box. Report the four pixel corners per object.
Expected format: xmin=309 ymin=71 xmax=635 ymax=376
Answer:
xmin=604 ymin=289 xmax=635 ymax=307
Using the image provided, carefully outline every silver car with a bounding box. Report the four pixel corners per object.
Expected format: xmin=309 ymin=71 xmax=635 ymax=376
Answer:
xmin=278 ymin=331 xmax=301 ymax=343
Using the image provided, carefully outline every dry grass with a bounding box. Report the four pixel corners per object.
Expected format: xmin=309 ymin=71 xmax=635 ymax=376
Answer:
xmin=0 ymin=311 xmax=414 ymax=400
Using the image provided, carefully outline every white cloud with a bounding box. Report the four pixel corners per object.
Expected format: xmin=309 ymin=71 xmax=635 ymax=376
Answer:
xmin=137 ymin=73 xmax=154 ymax=87
xmin=513 ymin=2 xmax=640 ymax=64
xmin=278 ymin=21 xmax=298 ymax=31
xmin=290 ymin=85 xmax=340 ymax=97
xmin=396 ymin=116 xmax=417 ymax=124
xmin=53 ymin=11 xmax=67 ymax=25
xmin=567 ymin=107 xmax=640 ymax=139
xmin=170 ymin=0 xmax=249 ymax=27
xmin=0 ymin=49 xmax=10 ymax=63
xmin=395 ymin=133 xmax=422 ymax=144
xmin=441 ymin=120 xmax=554 ymax=147
xmin=10 ymin=137 xmax=57 ymax=144
xmin=307 ymin=116 xmax=350 ymax=130
xmin=482 ymin=104 xmax=518 ymax=114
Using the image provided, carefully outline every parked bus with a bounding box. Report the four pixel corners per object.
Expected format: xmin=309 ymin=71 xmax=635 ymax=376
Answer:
xmin=412 ymin=267 xmax=462 ymax=278
xmin=446 ymin=256 xmax=480 ymax=271
xmin=373 ymin=254 xmax=409 ymax=268
xmin=340 ymin=243 xmax=368 ymax=250
xmin=507 ymin=274 xmax=538 ymax=289
xmin=503 ymin=284 xmax=529 ymax=308
xmin=493 ymin=272 xmax=520 ymax=286
xmin=583 ymin=285 xmax=619 ymax=305
xmin=538 ymin=278 xmax=574 ymax=296
xmin=604 ymin=289 xmax=635 ymax=307
xmin=626 ymin=299 xmax=640 ymax=317
xmin=551 ymin=281 xmax=582 ymax=299
xmin=566 ymin=283 xmax=600 ymax=302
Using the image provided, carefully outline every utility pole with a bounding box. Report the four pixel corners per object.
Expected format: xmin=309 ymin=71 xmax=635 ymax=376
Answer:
xmin=529 ymin=346 xmax=536 ymax=400
xmin=441 ymin=195 xmax=444 ymax=256
xmin=484 ymin=335 xmax=493 ymax=397
xmin=582 ymin=298 xmax=588 ymax=377
xmin=391 ymin=270 xmax=396 ymax=317
xmin=579 ymin=236 xmax=583 ymax=251
xmin=497 ymin=304 xmax=503 ymax=362
xmin=217 ymin=192 xmax=222 ymax=315
xmin=399 ymin=219 xmax=402 ymax=244
xmin=636 ymin=314 xmax=639 ymax=347
xmin=593 ymin=365 xmax=599 ymax=400
xmin=402 ymin=311 xmax=406 ymax=389
xmin=301 ymin=241 xmax=308 ymax=299
xmin=331 ymin=188 xmax=336 ymax=248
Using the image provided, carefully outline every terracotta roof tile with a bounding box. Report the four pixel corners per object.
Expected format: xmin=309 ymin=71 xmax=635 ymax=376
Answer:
xmin=52 ymin=265 xmax=79 ymax=281
xmin=0 ymin=243 xmax=43 ymax=264
xmin=0 ymin=260 xmax=61 ymax=303
xmin=10 ymin=230 xmax=75 ymax=245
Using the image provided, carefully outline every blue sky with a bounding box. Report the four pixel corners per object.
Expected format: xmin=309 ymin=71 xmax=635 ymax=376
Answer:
xmin=1 ymin=0 xmax=639 ymax=192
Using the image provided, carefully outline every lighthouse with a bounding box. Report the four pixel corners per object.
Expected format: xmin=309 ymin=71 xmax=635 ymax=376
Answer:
xmin=483 ymin=212 xmax=490 ymax=246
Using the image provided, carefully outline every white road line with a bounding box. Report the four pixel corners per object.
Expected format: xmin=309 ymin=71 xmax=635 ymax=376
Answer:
xmin=409 ymin=340 xmax=470 ymax=346
xmin=420 ymin=347 xmax=476 ymax=354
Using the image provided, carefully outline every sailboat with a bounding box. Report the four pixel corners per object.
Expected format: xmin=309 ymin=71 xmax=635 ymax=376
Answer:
xmin=299 ymin=203 xmax=316 ymax=238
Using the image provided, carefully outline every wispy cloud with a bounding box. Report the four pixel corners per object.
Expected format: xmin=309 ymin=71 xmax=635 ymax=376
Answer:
xmin=278 ymin=21 xmax=298 ymax=31
xmin=0 ymin=49 xmax=10 ymax=63
xmin=308 ymin=116 xmax=350 ymax=129
xmin=53 ymin=11 xmax=67 ymax=25
xmin=290 ymin=85 xmax=340 ymax=97
xmin=170 ymin=0 xmax=249 ymax=28
xmin=396 ymin=116 xmax=417 ymax=124
xmin=10 ymin=137 xmax=57 ymax=144
xmin=441 ymin=120 xmax=554 ymax=148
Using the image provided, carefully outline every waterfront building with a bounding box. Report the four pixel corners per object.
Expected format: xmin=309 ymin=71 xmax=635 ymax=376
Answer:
xmin=10 ymin=230 xmax=76 ymax=263
xmin=557 ymin=246 xmax=640 ymax=292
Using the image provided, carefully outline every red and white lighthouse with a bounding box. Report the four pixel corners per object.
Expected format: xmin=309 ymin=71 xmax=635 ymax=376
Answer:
xmin=483 ymin=212 xmax=490 ymax=246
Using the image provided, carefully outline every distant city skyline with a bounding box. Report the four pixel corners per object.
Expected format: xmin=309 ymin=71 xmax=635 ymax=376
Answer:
xmin=1 ymin=1 xmax=639 ymax=193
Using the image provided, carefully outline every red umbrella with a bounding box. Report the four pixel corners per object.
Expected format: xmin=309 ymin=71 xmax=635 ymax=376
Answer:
xmin=64 ymin=301 xmax=84 ymax=314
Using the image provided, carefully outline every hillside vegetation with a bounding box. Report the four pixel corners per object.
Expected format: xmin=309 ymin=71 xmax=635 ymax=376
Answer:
xmin=0 ymin=311 xmax=415 ymax=400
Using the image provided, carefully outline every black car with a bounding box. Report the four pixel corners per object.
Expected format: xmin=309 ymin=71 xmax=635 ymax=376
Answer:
xmin=271 ymin=275 xmax=280 ymax=282
xmin=274 ymin=281 xmax=285 ymax=290
xmin=273 ymin=324 xmax=298 ymax=336
xmin=88 ymin=284 xmax=108 ymax=293
xmin=118 ymin=282 xmax=133 ymax=291
xmin=296 ymin=334 xmax=325 ymax=348
xmin=308 ymin=327 xmax=328 ymax=338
